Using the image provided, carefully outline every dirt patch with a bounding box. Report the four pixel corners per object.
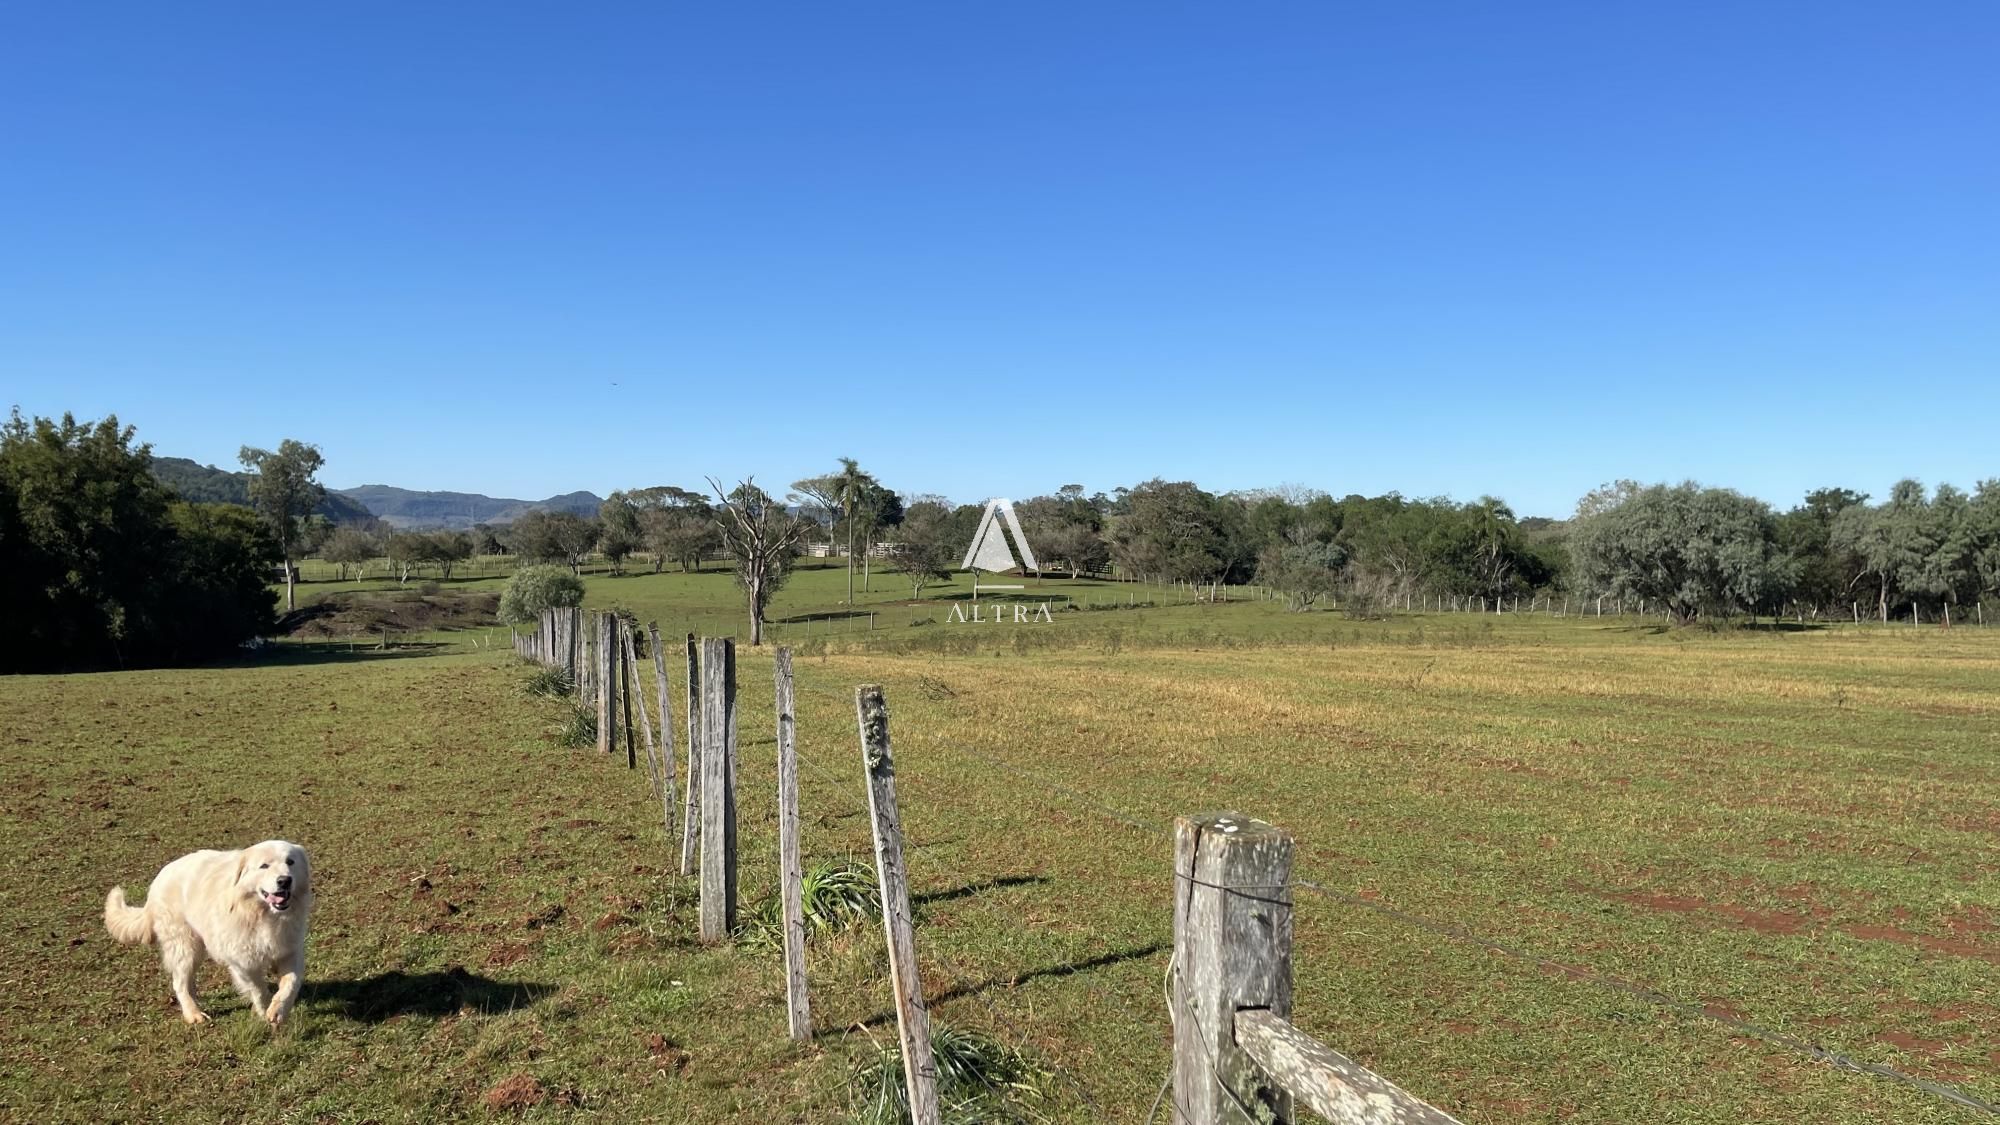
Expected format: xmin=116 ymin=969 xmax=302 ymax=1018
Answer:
xmin=280 ymin=589 xmax=500 ymax=638
xmin=482 ymin=1075 xmax=546 ymax=1111
xmin=484 ymin=942 xmax=535 ymax=968
xmin=1579 ymin=885 xmax=1824 ymax=935
xmin=1844 ymin=924 xmax=2000 ymax=963
xmin=1875 ymin=1030 xmax=1947 ymax=1055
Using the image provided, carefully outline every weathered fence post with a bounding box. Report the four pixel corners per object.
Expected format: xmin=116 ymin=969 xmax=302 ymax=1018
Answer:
xmin=648 ymin=622 xmax=677 ymax=838
xmin=1172 ymin=814 xmax=1464 ymax=1125
xmin=698 ymin=637 xmax=737 ymax=943
xmin=579 ymin=613 xmax=595 ymax=706
xmin=775 ymin=647 xmax=810 ymax=1039
xmin=598 ymin=614 xmax=623 ymax=755
xmin=565 ymin=606 xmax=581 ymax=681
xmin=624 ymin=622 xmax=656 ymax=784
xmin=856 ymin=685 xmax=940 ymax=1124
xmin=680 ymin=632 xmax=702 ymax=877
xmin=1172 ymin=812 xmax=1293 ymax=1124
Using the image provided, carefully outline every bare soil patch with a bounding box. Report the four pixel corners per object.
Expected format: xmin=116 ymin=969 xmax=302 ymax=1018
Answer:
xmin=280 ymin=589 xmax=500 ymax=638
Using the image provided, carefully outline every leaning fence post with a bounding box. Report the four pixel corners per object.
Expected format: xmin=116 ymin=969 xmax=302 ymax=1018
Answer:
xmin=856 ymin=685 xmax=940 ymax=1124
xmin=624 ymin=622 xmax=655 ymax=781
xmin=680 ymin=632 xmax=702 ymax=877
xmin=1172 ymin=812 xmax=1294 ymax=1124
xmin=648 ymin=622 xmax=677 ymax=839
xmin=698 ymin=637 xmax=737 ymax=943
xmin=775 ymin=647 xmax=810 ymax=1039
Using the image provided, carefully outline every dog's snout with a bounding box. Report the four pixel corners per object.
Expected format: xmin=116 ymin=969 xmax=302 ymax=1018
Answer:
xmin=275 ymin=875 xmax=293 ymax=889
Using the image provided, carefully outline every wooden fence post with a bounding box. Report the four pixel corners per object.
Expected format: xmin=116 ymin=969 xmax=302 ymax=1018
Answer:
xmin=579 ymin=614 xmax=595 ymax=707
xmin=775 ymin=647 xmax=810 ymax=1039
xmin=566 ymin=607 xmax=581 ymax=682
xmin=1172 ymin=812 xmax=1293 ymax=1124
xmin=624 ymin=623 xmax=656 ymax=784
xmin=856 ymin=685 xmax=940 ymax=1124
xmin=680 ymin=632 xmax=702 ymax=878
xmin=698 ymin=637 xmax=737 ymax=943
xmin=597 ymin=614 xmax=620 ymax=754
xmin=648 ymin=623 xmax=677 ymax=838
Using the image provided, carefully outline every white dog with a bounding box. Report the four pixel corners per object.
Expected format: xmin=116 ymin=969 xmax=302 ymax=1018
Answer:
xmin=104 ymin=840 xmax=313 ymax=1026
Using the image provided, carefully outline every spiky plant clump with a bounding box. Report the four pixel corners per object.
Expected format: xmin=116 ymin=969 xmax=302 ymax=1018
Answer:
xmin=742 ymin=858 xmax=880 ymax=950
xmin=553 ymin=704 xmax=596 ymax=748
xmin=848 ymin=1024 xmax=1052 ymax=1124
xmin=524 ymin=665 xmax=576 ymax=698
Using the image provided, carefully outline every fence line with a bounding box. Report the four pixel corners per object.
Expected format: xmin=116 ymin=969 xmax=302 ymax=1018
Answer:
xmin=509 ymin=621 xmax=2000 ymax=1120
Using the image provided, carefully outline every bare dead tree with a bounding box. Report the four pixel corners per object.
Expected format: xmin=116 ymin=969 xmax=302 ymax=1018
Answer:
xmin=708 ymin=477 xmax=807 ymax=646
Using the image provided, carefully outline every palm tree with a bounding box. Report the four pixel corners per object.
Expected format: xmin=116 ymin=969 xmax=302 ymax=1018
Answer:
xmin=832 ymin=457 xmax=874 ymax=607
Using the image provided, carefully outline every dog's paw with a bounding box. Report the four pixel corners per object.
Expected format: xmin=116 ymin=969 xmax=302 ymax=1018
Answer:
xmin=182 ymin=1010 xmax=211 ymax=1026
xmin=264 ymin=1009 xmax=286 ymax=1029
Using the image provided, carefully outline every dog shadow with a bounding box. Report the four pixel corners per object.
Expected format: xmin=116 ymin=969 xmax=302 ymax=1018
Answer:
xmin=306 ymin=967 xmax=555 ymax=1024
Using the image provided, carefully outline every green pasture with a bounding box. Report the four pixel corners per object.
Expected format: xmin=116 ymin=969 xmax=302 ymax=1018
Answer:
xmin=3 ymin=593 xmax=1996 ymax=1122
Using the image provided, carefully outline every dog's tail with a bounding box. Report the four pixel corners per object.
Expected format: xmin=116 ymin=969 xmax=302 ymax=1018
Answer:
xmin=103 ymin=886 xmax=154 ymax=945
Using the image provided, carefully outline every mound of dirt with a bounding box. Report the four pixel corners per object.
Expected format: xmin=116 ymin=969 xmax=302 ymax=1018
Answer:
xmin=280 ymin=589 xmax=501 ymax=638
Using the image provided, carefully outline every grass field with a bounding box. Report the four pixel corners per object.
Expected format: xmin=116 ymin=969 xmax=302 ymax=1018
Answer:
xmin=3 ymin=582 xmax=1996 ymax=1122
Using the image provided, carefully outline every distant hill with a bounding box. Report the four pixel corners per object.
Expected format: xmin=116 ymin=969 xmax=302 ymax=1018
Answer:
xmin=335 ymin=485 xmax=604 ymax=530
xmin=153 ymin=457 xmax=375 ymax=524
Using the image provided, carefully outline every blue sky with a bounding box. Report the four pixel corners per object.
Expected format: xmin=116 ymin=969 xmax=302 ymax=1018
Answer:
xmin=2 ymin=4 xmax=1994 ymax=516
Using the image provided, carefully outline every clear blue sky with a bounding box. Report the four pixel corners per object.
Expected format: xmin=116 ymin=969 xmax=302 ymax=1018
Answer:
xmin=3 ymin=4 xmax=1994 ymax=517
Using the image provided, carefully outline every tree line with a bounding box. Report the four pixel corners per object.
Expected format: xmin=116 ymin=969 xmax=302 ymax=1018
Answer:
xmin=0 ymin=412 xmax=284 ymax=671
xmin=9 ymin=406 xmax=1996 ymax=670
xmin=317 ymin=461 xmax=2000 ymax=633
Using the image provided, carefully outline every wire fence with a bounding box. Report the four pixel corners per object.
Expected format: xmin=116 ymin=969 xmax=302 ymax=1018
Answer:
xmin=519 ymin=627 xmax=2000 ymax=1121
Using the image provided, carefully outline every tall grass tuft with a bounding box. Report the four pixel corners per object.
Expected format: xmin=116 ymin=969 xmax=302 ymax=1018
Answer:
xmin=552 ymin=704 xmax=596 ymax=748
xmin=848 ymin=1024 xmax=1052 ymax=1124
xmin=524 ymin=665 xmax=576 ymax=698
xmin=742 ymin=858 xmax=879 ymax=950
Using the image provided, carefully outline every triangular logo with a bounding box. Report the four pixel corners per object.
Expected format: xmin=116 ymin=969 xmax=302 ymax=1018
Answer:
xmin=961 ymin=498 xmax=1037 ymax=573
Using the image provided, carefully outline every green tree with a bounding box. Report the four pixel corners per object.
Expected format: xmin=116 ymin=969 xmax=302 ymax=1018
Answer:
xmin=1775 ymin=488 xmax=1867 ymax=616
xmin=510 ymin=509 xmax=600 ymax=575
xmin=855 ymin=480 xmax=902 ymax=592
xmin=892 ymin=499 xmax=959 ymax=599
xmin=625 ymin=486 xmax=718 ymax=573
xmin=238 ymin=439 xmax=326 ymax=611
xmin=424 ymin=529 xmax=475 ymax=581
xmin=0 ymin=410 xmax=277 ymax=670
xmin=1108 ymin=479 xmax=1238 ymax=593
xmin=1256 ymin=534 xmax=1347 ymax=611
xmin=598 ymin=494 xmax=643 ymax=574
xmin=321 ymin=526 xmax=379 ymax=581
xmin=1831 ymin=480 xmax=1932 ymax=623
xmin=1971 ymin=481 xmax=2000 ymax=616
xmin=1569 ymin=481 xmax=1788 ymax=625
xmin=793 ymin=458 xmax=877 ymax=605
xmin=384 ymin=531 xmax=426 ymax=584
xmin=498 ymin=564 xmax=586 ymax=625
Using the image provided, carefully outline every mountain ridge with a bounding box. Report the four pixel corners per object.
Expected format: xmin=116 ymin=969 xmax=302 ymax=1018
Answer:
xmin=150 ymin=456 xmax=603 ymax=529
xmin=334 ymin=484 xmax=604 ymax=529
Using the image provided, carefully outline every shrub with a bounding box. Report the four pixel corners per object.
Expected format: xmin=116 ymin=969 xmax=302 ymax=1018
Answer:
xmin=499 ymin=564 xmax=585 ymax=625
